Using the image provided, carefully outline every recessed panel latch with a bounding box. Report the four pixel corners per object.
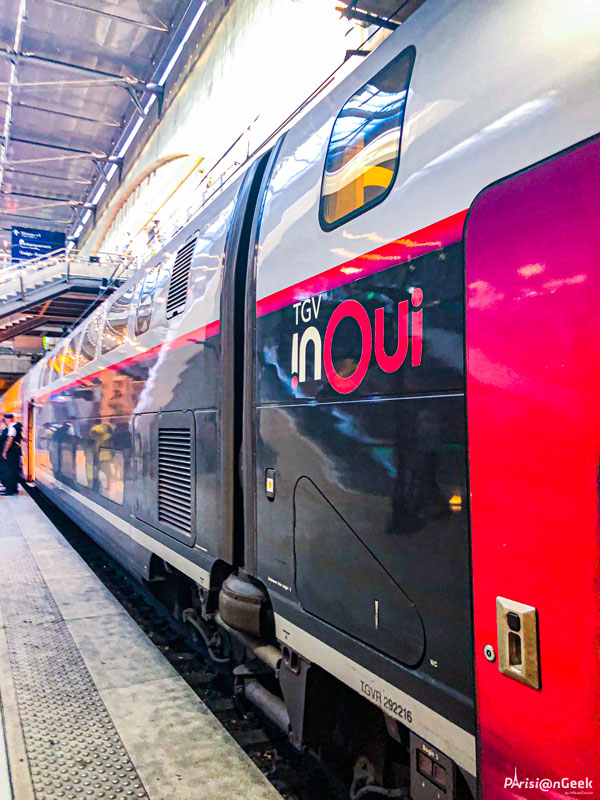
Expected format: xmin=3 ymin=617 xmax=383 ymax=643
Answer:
xmin=496 ymin=597 xmax=540 ymax=689
xmin=265 ymin=469 xmax=275 ymax=501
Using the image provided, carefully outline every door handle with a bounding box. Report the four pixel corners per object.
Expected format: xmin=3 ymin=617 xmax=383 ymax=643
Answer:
xmin=496 ymin=597 xmax=540 ymax=689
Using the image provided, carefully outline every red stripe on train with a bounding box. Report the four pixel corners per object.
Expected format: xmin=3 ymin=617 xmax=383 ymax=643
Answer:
xmin=35 ymin=319 xmax=220 ymax=403
xmin=256 ymin=209 xmax=467 ymax=318
xmin=33 ymin=210 xmax=466 ymax=403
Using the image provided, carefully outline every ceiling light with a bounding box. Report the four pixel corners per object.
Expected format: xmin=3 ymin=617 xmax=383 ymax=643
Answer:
xmin=90 ymin=183 xmax=107 ymax=204
xmin=143 ymin=95 xmax=156 ymax=114
xmin=118 ymin=117 xmax=144 ymax=158
xmin=158 ymin=1 xmax=207 ymax=87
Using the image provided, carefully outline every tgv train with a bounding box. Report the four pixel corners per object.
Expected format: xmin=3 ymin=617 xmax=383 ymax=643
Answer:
xmin=3 ymin=1 xmax=599 ymax=797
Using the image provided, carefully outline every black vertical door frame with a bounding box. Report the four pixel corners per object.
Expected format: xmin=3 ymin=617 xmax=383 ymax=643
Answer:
xmin=219 ymin=139 xmax=282 ymax=569
xmin=241 ymin=137 xmax=285 ymax=576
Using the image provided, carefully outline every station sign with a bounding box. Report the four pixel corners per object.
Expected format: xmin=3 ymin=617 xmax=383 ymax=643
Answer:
xmin=11 ymin=226 xmax=66 ymax=262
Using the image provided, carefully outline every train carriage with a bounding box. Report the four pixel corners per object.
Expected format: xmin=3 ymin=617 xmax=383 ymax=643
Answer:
xmin=3 ymin=1 xmax=599 ymax=797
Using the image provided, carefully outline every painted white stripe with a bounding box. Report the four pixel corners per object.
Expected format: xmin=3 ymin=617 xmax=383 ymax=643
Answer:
xmin=36 ymin=468 xmax=210 ymax=588
xmin=129 ymin=525 xmax=209 ymax=588
xmin=274 ymin=614 xmax=476 ymax=776
xmin=0 ymin=710 xmax=12 ymax=800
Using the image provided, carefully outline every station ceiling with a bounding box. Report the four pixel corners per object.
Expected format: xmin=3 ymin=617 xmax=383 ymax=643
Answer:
xmin=0 ymin=0 xmax=214 ymax=254
xmin=0 ymin=0 xmax=426 ymax=259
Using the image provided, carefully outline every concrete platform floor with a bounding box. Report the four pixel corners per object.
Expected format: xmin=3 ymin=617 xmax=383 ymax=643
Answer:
xmin=0 ymin=491 xmax=282 ymax=800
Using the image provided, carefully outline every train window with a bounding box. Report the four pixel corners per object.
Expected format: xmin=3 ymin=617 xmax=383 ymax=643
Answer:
xmin=78 ymin=311 xmax=103 ymax=367
xmin=98 ymin=448 xmax=124 ymax=505
xmin=102 ymin=286 xmax=134 ymax=354
xmin=59 ymin=441 xmax=74 ymax=479
xmin=75 ymin=443 xmax=94 ymax=488
xmin=56 ymin=341 xmax=69 ymax=378
xmin=62 ymin=336 xmax=78 ymax=377
xmin=44 ymin=358 xmax=54 ymax=387
xmin=319 ymin=46 xmax=415 ymax=230
xmin=39 ymin=358 xmax=51 ymax=387
xmin=135 ymin=265 xmax=160 ymax=336
xmin=45 ymin=355 xmax=59 ymax=385
xmin=71 ymin=326 xmax=86 ymax=372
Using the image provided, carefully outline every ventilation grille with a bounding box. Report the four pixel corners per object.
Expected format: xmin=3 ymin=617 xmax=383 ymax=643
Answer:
xmin=166 ymin=238 xmax=196 ymax=318
xmin=158 ymin=428 xmax=192 ymax=532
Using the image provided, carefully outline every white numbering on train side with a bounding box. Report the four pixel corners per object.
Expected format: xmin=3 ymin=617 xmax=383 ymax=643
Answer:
xmin=359 ymin=680 xmax=413 ymax=724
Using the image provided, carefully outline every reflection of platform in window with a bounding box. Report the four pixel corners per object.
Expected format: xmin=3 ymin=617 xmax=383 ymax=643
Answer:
xmin=320 ymin=46 xmax=415 ymax=229
xmin=76 ymin=445 xmax=94 ymax=488
xmin=37 ymin=428 xmax=51 ymax=471
xmin=59 ymin=442 xmax=74 ymax=480
xmin=98 ymin=448 xmax=124 ymax=505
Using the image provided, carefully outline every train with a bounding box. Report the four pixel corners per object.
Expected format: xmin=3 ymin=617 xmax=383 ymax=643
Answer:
xmin=2 ymin=0 xmax=599 ymax=797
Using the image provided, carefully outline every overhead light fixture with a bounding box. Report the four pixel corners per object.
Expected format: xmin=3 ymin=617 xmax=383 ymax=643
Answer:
xmin=90 ymin=183 xmax=107 ymax=204
xmin=157 ymin=1 xmax=207 ymax=87
xmin=118 ymin=116 xmax=144 ymax=158
xmin=143 ymin=95 xmax=156 ymax=115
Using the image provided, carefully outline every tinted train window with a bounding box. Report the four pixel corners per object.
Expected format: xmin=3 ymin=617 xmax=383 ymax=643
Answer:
xmin=135 ymin=266 xmax=160 ymax=336
xmin=40 ymin=358 xmax=51 ymax=387
xmin=102 ymin=287 xmax=134 ymax=354
xmin=62 ymin=337 xmax=78 ymax=377
xmin=319 ymin=47 xmax=415 ymax=230
xmin=71 ymin=327 xmax=86 ymax=371
xmin=59 ymin=441 xmax=74 ymax=479
xmin=55 ymin=344 xmax=66 ymax=377
xmin=39 ymin=358 xmax=49 ymax=387
xmin=76 ymin=443 xmax=94 ymax=488
xmin=98 ymin=448 xmax=124 ymax=505
xmin=79 ymin=312 xmax=103 ymax=367
xmin=46 ymin=355 xmax=60 ymax=385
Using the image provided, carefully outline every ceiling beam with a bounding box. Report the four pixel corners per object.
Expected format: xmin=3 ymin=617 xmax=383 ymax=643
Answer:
xmin=4 ymin=167 xmax=92 ymax=185
xmin=43 ymin=0 xmax=169 ymax=32
xmin=2 ymin=190 xmax=77 ymax=203
xmin=0 ymin=48 xmax=149 ymax=92
xmin=9 ymin=137 xmax=103 ymax=155
xmin=0 ymin=98 xmax=119 ymax=128
xmin=0 ymin=212 xmax=71 ymax=224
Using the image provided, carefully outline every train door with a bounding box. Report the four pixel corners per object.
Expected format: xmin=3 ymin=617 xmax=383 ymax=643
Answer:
xmin=249 ymin=47 xmax=472 ymax=683
xmin=219 ymin=144 xmax=280 ymax=568
xmin=27 ymin=400 xmax=35 ymax=481
xmin=465 ymin=135 xmax=600 ymax=797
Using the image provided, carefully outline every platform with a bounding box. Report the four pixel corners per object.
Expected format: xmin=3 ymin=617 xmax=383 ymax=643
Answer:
xmin=0 ymin=492 xmax=282 ymax=800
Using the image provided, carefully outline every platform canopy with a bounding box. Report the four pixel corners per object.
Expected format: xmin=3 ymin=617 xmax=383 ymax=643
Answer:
xmin=0 ymin=0 xmax=218 ymax=257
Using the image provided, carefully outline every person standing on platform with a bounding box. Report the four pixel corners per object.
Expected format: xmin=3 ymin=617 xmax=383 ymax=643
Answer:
xmin=0 ymin=415 xmax=7 ymax=488
xmin=1 ymin=413 xmax=22 ymax=495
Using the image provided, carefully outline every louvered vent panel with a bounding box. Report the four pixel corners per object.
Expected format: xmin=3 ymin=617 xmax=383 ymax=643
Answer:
xmin=166 ymin=238 xmax=196 ymax=318
xmin=158 ymin=428 xmax=192 ymax=532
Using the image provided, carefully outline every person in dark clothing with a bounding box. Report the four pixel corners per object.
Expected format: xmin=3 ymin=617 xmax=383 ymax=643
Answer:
xmin=1 ymin=413 xmax=22 ymax=495
xmin=0 ymin=416 xmax=7 ymax=488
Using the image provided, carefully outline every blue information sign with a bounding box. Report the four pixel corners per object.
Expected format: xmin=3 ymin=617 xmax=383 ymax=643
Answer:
xmin=11 ymin=226 xmax=66 ymax=262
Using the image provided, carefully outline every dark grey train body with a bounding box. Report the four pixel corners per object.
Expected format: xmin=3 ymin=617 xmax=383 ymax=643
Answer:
xmin=6 ymin=1 xmax=599 ymax=797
